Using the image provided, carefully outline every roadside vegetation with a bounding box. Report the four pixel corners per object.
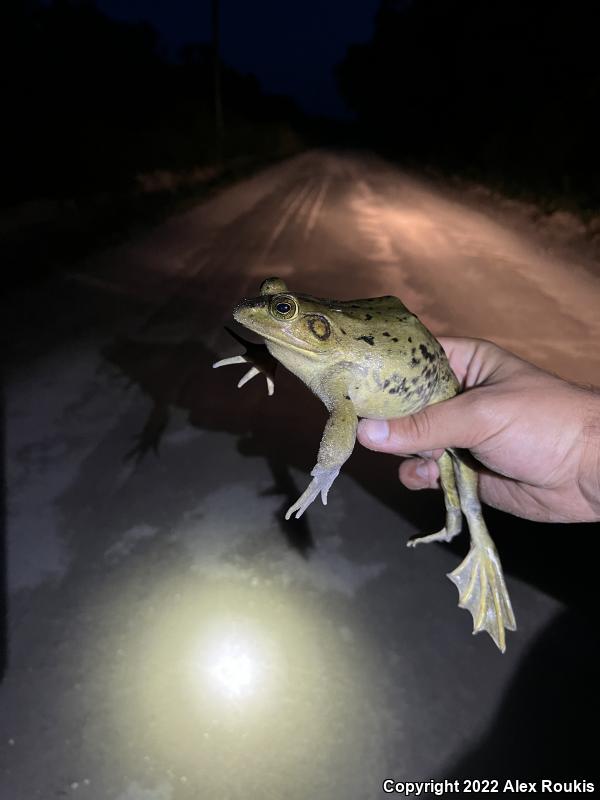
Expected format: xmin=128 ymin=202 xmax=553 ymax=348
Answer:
xmin=4 ymin=1 xmax=308 ymax=284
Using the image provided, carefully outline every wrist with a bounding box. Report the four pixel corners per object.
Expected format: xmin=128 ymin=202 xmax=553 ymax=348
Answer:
xmin=578 ymin=390 xmax=600 ymax=521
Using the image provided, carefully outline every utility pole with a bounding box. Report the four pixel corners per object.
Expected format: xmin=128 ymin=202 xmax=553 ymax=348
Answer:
xmin=211 ymin=0 xmax=224 ymax=162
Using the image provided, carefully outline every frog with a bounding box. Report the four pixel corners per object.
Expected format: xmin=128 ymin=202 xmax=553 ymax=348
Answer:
xmin=213 ymin=277 xmax=516 ymax=651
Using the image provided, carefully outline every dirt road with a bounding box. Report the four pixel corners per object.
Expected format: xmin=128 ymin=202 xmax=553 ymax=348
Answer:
xmin=2 ymin=151 xmax=598 ymax=799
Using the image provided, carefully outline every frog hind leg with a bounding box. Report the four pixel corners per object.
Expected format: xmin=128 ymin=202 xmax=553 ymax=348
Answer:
xmin=448 ymin=452 xmax=516 ymax=652
xmin=407 ymin=450 xmax=462 ymax=547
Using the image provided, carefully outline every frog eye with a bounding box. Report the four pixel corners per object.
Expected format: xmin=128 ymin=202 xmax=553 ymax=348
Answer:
xmin=270 ymin=295 xmax=297 ymax=320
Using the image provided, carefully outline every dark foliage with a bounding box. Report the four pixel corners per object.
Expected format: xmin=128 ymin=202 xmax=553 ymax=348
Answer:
xmin=4 ymin=0 xmax=304 ymax=206
xmin=337 ymin=0 xmax=600 ymax=209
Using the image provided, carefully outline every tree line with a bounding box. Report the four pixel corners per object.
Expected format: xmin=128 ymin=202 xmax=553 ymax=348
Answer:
xmin=337 ymin=0 xmax=600 ymax=209
xmin=5 ymin=0 xmax=303 ymax=205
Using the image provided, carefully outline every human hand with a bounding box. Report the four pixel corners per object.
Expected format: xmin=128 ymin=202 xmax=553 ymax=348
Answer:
xmin=358 ymin=337 xmax=600 ymax=523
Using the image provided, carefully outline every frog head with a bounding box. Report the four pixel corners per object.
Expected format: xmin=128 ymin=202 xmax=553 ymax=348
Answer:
xmin=233 ymin=277 xmax=343 ymax=359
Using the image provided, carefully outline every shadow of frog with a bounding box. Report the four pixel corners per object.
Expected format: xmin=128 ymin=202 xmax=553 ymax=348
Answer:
xmin=102 ymin=332 xmax=316 ymax=555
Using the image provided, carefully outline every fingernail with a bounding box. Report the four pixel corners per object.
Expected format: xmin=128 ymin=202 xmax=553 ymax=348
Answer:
xmin=362 ymin=419 xmax=389 ymax=443
xmin=415 ymin=461 xmax=429 ymax=480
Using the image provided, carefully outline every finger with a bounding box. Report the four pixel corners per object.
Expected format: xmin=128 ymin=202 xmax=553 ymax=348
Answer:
xmin=438 ymin=336 xmax=505 ymax=388
xmin=399 ymin=458 xmax=440 ymax=490
xmin=384 ymin=448 xmax=442 ymax=459
xmin=358 ymin=392 xmax=485 ymax=454
xmin=436 ymin=336 xmax=480 ymax=385
xmin=415 ymin=448 xmax=444 ymax=460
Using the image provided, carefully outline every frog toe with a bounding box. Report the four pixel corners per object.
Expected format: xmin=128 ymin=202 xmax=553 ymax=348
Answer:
xmin=212 ymin=355 xmax=247 ymax=369
xmin=284 ymin=467 xmax=340 ymax=520
xmin=407 ymin=527 xmax=454 ymax=547
xmin=237 ymin=366 xmax=260 ymax=388
xmin=213 ymin=357 xmax=275 ymax=395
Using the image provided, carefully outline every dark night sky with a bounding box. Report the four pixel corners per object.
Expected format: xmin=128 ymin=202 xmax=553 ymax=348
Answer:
xmin=94 ymin=0 xmax=380 ymax=118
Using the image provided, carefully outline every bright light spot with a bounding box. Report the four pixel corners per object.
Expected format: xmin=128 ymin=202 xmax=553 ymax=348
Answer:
xmin=191 ymin=625 xmax=271 ymax=704
xmin=107 ymin=576 xmax=381 ymax=793
xmin=208 ymin=638 xmax=257 ymax=699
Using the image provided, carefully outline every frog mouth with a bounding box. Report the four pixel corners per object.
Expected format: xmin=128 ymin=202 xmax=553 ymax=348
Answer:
xmin=259 ymin=331 xmax=324 ymax=357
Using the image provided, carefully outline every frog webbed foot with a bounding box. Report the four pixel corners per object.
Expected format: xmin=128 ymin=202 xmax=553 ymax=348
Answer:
xmin=212 ymin=327 xmax=277 ymax=395
xmin=448 ymin=542 xmax=516 ymax=653
xmin=285 ymin=466 xmax=340 ymax=520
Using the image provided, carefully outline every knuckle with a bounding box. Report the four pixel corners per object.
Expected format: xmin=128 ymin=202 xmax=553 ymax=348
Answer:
xmin=405 ymin=410 xmax=432 ymax=447
xmin=463 ymin=393 xmax=499 ymax=447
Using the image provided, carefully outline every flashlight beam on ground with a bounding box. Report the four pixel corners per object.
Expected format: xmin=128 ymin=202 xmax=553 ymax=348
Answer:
xmin=207 ymin=638 xmax=258 ymax=699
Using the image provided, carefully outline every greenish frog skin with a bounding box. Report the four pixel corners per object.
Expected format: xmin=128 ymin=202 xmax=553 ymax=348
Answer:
xmin=214 ymin=277 xmax=516 ymax=651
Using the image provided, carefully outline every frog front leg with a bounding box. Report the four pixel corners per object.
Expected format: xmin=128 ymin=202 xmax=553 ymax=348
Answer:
xmin=285 ymin=398 xmax=357 ymax=520
xmin=213 ymin=327 xmax=277 ymax=395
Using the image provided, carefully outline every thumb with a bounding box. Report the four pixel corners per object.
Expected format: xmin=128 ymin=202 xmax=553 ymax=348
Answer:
xmin=357 ymin=393 xmax=480 ymax=455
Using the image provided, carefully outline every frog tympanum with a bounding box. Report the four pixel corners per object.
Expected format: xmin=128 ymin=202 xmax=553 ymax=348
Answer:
xmin=214 ymin=278 xmax=516 ymax=651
